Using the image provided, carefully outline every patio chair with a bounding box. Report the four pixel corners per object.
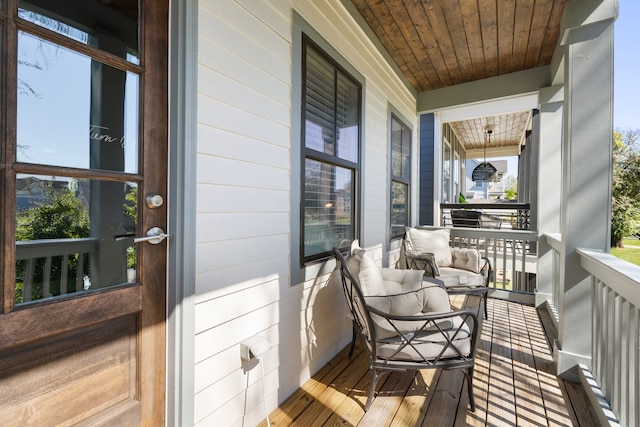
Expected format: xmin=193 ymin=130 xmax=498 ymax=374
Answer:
xmin=403 ymin=227 xmax=491 ymax=318
xmin=451 ymin=209 xmax=503 ymax=229
xmin=333 ymin=243 xmax=480 ymax=412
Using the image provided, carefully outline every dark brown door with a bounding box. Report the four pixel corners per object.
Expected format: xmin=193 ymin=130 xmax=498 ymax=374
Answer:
xmin=0 ymin=1 xmax=168 ymax=425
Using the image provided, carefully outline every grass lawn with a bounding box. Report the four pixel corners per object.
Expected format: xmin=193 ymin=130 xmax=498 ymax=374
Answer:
xmin=610 ymin=237 xmax=640 ymax=266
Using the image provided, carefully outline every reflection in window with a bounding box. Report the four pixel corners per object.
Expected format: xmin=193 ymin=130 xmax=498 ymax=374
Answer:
xmin=18 ymin=0 xmax=139 ymax=63
xmin=302 ymin=39 xmax=361 ymax=262
xmin=443 ymin=143 xmax=451 ymax=202
xmin=15 ymin=175 xmax=137 ymax=304
xmin=17 ymin=32 xmax=139 ymax=173
xmin=304 ymin=160 xmax=354 ymax=258
xmin=390 ymin=114 xmax=411 ymax=238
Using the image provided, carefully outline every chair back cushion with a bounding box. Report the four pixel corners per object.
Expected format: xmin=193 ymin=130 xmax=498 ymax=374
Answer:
xmin=364 ymin=284 xmax=452 ymax=339
xmin=357 ymin=253 xmax=387 ymax=296
xmin=451 ymin=248 xmax=481 ymax=273
xmin=405 ymin=228 xmax=452 ymax=267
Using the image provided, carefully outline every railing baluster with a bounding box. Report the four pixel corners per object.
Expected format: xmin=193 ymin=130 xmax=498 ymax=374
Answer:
xmin=604 ymin=287 xmax=614 ymax=400
xmin=43 ymin=256 xmax=52 ymax=299
xmin=594 ymin=279 xmax=603 ymax=383
xmin=620 ymin=299 xmax=630 ymax=427
xmin=76 ymin=253 xmax=85 ymax=291
xmin=24 ymin=259 xmax=35 ymax=302
xmin=60 ymin=254 xmax=69 ymax=295
xmin=614 ymin=294 xmax=622 ymax=420
xmin=633 ymin=306 xmax=639 ymax=427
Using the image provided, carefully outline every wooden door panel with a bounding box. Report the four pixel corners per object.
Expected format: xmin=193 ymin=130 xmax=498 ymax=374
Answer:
xmin=0 ymin=285 xmax=141 ymax=349
xmin=0 ymin=315 xmax=138 ymax=426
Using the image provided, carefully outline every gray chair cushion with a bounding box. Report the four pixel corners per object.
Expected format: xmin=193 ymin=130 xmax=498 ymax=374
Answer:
xmin=451 ymin=248 xmax=481 ymax=273
xmin=438 ymin=266 xmax=485 ymax=288
xmin=358 ymin=252 xmax=387 ymax=296
xmin=364 ymin=284 xmax=452 ymax=339
xmin=405 ymin=227 xmax=452 ymax=267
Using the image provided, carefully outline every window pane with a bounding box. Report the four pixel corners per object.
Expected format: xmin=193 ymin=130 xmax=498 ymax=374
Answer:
xmin=15 ymin=174 xmax=138 ymax=304
xmin=18 ymin=1 xmax=139 ymax=63
xmin=17 ymin=32 xmax=139 ymax=173
xmin=335 ymin=74 xmax=359 ymax=162
xmin=443 ymin=144 xmax=451 ymax=202
xmin=391 ymin=117 xmax=411 ymax=180
xmin=305 ymin=48 xmax=335 ymax=154
xmin=304 ymin=45 xmax=359 ymax=163
xmin=391 ymin=181 xmax=408 ymax=238
xmin=304 ymin=159 xmax=353 ymax=257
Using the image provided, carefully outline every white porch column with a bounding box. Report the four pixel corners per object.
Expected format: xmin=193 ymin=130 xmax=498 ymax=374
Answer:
xmin=556 ymin=0 xmax=617 ymax=379
xmin=535 ymin=85 xmax=563 ymax=308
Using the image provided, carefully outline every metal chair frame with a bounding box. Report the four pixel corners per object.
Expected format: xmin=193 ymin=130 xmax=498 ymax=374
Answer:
xmin=333 ymin=247 xmax=481 ymax=412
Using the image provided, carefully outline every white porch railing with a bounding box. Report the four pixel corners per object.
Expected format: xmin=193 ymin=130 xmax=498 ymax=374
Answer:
xmin=577 ymin=248 xmax=640 ymax=427
xmin=415 ymin=226 xmax=539 ymax=297
xmin=543 ymin=232 xmax=562 ymax=324
xmin=16 ymin=238 xmax=98 ymax=302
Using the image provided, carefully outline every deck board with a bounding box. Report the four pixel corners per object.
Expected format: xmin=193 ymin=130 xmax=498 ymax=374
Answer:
xmin=260 ymin=297 xmax=601 ymax=427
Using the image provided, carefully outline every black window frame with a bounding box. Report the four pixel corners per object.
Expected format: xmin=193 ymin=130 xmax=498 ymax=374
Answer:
xmin=300 ymin=35 xmax=362 ymax=266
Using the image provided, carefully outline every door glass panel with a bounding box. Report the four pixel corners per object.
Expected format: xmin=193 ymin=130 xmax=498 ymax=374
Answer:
xmin=17 ymin=32 xmax=139 ymax=173
xmin=18 ymin=0 xmax=139 ymax=63
xmin=15 ymin=174 xmax=138 ymax=305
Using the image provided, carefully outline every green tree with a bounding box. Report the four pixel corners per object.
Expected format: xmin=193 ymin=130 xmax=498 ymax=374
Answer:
xmin=611 ymin=129 xmax=640 ymax=247
xmin=503 ymin=175 xmax=518 ymax=200
xmin=17 ymin=185 xmax=89 ymax=241
xmin=16 ymin=183 xmax=90 ymax=302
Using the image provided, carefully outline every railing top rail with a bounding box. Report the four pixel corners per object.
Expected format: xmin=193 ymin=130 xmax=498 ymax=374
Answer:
xmin=16 ymin=238 xmax=99 ymax=260
xmin=416 ymin=225 xmax=538 ymax=241
xmin=577 ymin=248 xmax=640 ymax=308
xmin=543 ymin=233 xmax=563 ymax=252
xmin=441 ymin=203 xmax=531 ymax=210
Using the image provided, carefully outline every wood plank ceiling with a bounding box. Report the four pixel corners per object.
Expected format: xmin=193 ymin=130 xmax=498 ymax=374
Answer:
xmin=351 ymin=0 xmax=572 ymax=151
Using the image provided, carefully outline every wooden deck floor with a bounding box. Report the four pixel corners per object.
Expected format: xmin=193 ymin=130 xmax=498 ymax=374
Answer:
xmin=260 ymin=296 xmax=601 ymax=427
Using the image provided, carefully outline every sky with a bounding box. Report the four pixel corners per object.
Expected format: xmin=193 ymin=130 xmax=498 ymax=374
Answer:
xmin=614 ymin=0 xmax=640 ymax=130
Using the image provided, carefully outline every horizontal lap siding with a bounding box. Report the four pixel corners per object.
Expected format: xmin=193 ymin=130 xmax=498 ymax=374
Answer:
xmin=193 ymin=0 xmax=416 ymax=425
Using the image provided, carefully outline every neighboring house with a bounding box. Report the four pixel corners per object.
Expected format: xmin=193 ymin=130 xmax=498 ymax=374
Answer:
xmin=465 ymin=159 xmax=509 ymax=200
xmin=0 ymin=1 xmax=621 ymax=426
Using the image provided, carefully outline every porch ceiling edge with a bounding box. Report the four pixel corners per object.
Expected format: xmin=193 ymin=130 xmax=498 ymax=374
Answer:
xmin=416 ymin=66 xmax=551 ymax=113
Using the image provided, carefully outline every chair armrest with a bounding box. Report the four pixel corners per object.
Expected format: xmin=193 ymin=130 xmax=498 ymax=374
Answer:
xmin=405 ymin=250 xmax=439 ymax=277
xmin=366 ymin=304 xmax=480 ymax=346
xmin=480 ymin=256 xmax=492 ymax=286
xmin=367 ymin=305 xmax=478 ymax=325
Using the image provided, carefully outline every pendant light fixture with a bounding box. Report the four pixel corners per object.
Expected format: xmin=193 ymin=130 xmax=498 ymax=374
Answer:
xmin=472 ymin=125 xmax=497 ymax=182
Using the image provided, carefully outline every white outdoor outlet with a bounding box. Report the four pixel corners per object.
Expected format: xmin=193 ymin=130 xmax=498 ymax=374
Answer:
xmin=240 ymin=335 xmax=271 ymax=361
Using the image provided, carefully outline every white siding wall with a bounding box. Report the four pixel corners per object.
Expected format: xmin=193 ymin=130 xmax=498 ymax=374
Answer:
xmin=193 ymin=1 xmax=416 ymax=425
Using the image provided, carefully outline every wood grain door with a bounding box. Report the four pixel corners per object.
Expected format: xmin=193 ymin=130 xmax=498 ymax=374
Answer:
xmin=0 ymin=1 xmax=169 ymax=425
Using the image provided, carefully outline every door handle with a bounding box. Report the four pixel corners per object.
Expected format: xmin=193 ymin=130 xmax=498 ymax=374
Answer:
xmin=133 ymin=227 xmax=170 ymax=245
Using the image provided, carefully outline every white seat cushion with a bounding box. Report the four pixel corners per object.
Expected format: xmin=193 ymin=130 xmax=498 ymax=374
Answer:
xmin=438 ymin=266 xmax=485 ymax=288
